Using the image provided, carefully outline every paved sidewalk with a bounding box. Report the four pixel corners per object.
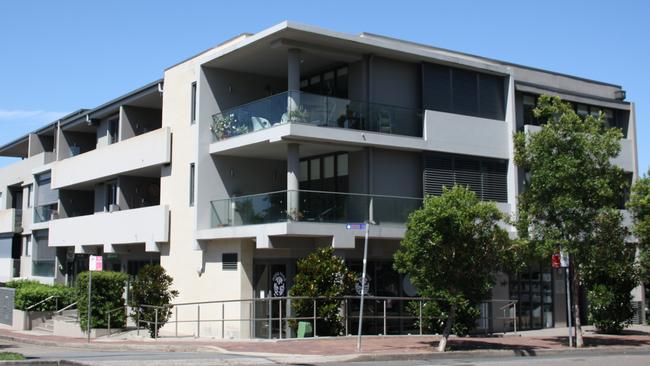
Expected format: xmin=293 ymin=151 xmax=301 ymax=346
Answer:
xmin=1 ymin=324 xmax=650 ymax=361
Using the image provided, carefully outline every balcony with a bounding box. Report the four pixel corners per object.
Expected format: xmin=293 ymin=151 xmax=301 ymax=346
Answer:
xmin=0 ymin=208 xmax=22 ymax=234
xmin=211 ymin=91 xmax=423 ymax=142
xmin=211 ymin=190 xmax=422 ymax=228
xmin=49 ymin=205 xmax=169 ymax=250
xmin=51 ymin=127 xmax=172 ymax=189
xmin=33 ymin=204 xmax=57 ymax=224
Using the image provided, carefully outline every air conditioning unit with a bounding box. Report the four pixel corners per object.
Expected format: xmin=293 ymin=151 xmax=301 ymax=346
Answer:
xmin=109 ymin=204 xmax=120 ymax=213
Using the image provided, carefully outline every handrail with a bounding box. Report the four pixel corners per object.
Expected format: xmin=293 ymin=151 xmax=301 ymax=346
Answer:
xmin=498 ymin=300 xmax=518 ymax=311
xmin=54 ymin=301 xmax=77 ymax=315
xmin=106 ymin=305 xmax=129 ymax=337
xmin=26 ymin=295 xmax=59 ymax=312
xmin=134 ymin=296 xmax=519 ymax=340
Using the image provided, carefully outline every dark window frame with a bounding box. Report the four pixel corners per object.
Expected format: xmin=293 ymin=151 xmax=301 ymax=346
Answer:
xmin=189 ymin=163 xmax=195 ymax=207
xmin=191 ymin=82 xmax=197 ymax=124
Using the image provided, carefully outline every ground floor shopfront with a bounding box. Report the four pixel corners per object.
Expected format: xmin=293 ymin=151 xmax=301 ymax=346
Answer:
xmin=164 ymin=237 xmax=573 ymax=339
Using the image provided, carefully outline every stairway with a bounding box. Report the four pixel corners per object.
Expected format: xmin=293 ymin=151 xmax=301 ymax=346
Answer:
xmin=32 ymin=309 xmax=78 ymax=334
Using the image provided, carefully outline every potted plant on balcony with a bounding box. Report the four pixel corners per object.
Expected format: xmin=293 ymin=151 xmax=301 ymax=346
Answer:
xmin=211 ymin=114 xmax=249 ymax=140
xmin=287 ymin=107 xmax=309 ymax=123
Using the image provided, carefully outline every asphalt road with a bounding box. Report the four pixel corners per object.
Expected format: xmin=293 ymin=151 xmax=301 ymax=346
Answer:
xmin=2 ymin=340 xmax=650 ymax=365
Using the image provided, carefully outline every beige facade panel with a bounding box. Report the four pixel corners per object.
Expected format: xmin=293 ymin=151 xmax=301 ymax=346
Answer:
xmin=51 ymin=127 xmax=172 ymax=190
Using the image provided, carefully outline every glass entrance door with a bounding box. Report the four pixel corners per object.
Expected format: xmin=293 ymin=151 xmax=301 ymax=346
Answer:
xmin=253 ymin=262 xmax=292 ymax=338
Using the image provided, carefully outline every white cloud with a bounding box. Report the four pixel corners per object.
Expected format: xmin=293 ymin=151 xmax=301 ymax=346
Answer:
xmin=0 ymin=109 xmax=66 ymax=125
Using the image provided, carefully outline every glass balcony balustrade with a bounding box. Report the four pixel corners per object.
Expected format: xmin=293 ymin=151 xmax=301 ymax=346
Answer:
xmin=211 ymin=91 xmax=423 ymax=141
xmin=211 ymin=190 xmax=421 ymax=228
xmin=33 ymin=204 xmax=57 ymax=223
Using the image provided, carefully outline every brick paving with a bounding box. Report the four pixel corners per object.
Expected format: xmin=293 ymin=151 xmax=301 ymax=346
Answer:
xmin=1 ymin=325 xmax=650 ymax=356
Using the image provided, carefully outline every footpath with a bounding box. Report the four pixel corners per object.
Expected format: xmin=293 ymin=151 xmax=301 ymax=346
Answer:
xmin=1 ymin=324 xmax=650 ymax=364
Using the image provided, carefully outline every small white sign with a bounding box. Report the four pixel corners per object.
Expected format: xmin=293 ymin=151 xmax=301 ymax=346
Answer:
xmin=355 ymin=275 xmax=371 ymax=296
xmin=89 ymin=255 xmax=103 ymax=271
xmin=272 ymin=272 xmax=286 ymax=297
xmin=560 ymin=251 xmax=569 ymax=268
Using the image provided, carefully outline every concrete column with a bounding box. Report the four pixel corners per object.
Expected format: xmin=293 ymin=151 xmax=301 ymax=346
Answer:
xmin=286 ymin=143 xmax=300 ymax=220
xmin=287 ymin=49 xmax=301 ymax=119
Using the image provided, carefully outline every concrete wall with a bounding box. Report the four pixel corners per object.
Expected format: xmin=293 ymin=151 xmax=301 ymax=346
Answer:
xmin=51 ymin=127 xmax=171 ymax=189
xmin=96 ymin=115 xmax=118 ymax=149
xmin=58 ymin=190 xmax=94 ymax=219
xmin=28 ymin=134 xmax=54 ymax=158
xmin=59 ymin=131 xmax=96 ymax=160
xmin=48 ymin=205 xmax=169 ymax=250
xmin=371 ymin=149 xmax=421 ymax=197
xmin=424 ymin=110 xmax=510 ymax=159
xmin=120 ymin=106 xmax=162 ymax=141
xmin=118 ymin=176 xmax=160 ymax=210
xmin=370 ymin=56 xmax=421 ymax=109
xmin=0 ymin=153 xmax=47 ymax=211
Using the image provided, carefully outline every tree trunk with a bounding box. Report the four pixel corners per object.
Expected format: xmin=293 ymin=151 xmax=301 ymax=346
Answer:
xmin=571 ymin=261 xmax=584 ymax=347
xmin=437 ymin=305 xmax=456 ymax=352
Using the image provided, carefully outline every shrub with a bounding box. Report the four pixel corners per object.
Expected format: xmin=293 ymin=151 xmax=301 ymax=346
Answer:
xmin=76 ymin=271 xmax=128 ymax=332
xmin=289 ymin=247 xmax=356 ymax=336
xmin=406 ymin=298 xmax=480 ymax=337
xmin=10 ymin=281 xmax=75 ymax=312
xmin=129 ymin=265 xmax=178 ymax=338
xmin=587 ymin=283 xmax=634 ymax=334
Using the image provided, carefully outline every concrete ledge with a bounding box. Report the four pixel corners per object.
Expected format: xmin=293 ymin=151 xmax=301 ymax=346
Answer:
xmin=12 ymin=310 xmax=50 ymax=331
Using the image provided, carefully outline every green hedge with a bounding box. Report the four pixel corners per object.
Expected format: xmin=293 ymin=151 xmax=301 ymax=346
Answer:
xmin=5 ymin=280 xmax=75 ymax=312
xmin=76 ymin=271 xmax=128 ymax=331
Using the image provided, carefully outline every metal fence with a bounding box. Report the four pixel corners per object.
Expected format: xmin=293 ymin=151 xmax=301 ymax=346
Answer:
xmin=132 ymin=296 xmax=518 ymax=339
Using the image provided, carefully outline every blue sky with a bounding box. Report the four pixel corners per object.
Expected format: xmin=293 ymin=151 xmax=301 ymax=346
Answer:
xmin=0 ymin=0 xmax=648 ymax=173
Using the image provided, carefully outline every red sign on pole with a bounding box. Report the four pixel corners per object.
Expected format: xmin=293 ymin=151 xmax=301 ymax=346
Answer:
xmin=89 ymin=255 xmax=103 ymax=271
xmin=551 ymin=253 xmax=561 ymax=269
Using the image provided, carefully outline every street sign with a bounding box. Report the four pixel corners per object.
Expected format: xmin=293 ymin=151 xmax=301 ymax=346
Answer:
xmin=560 ymin=251 xmax=569 ymax=268
xmin=89 ymin=255 xmax=103 ymax=271
xmin=346 ymin=223 xmax=366 ymax=230
xmin=552 ymin=252 xmax=569 ymax=269
xmin=551 ymin=253 xmax=561 ymax=268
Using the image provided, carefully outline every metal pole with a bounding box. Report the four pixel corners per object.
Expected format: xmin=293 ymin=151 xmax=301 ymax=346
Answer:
xmin=566 ymin=266 xmax=573 ymax=347
xmin=222 ymin=303 xmax=225 ymax=339
xmin=313 ymin=299 xmax=317 ymax=337
xmin=175 ymin=306 xmax=178 ymax=337
xmin=268 ymin=298 xmax=272 ymax=339
xmin=278 ymin=299 xmax=282 ymax=340
xmin=87 ymin=270 xmax=92 ymax=343
xmin=383 ymin=300 xmax=387 ymax=336
xmin=108 ymin=313 xmax=111 ymax=336
xmin=136 ymin=308 xmax=140 ymax=336
xmin=345 ymin=299 xmax=348 ymax=336
xmin=513 ymin=302 xmax=517 ymax=335
xmin=154 ymin=308 xmax=158 ymax=340
xmin=419 ymin=300 xmax=423 ymax=335
xmin=197 ymin=304 xmax=201 ymax=338
xmin=357 ymin=222 xmax=370 ymax=351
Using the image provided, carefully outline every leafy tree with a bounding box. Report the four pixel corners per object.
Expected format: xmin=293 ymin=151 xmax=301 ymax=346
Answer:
xmin=582 ymin=209 xmax=637 ymax=333
xmin=393 ymin=186 xmax=513 ymax=351
xmin=76 ymin=271 xmax=128 ymax=332
xmin=514 ymin=95 xmax=626 ymax=346
xmin=129 ymin=265 xmax=179 ymax=338
xmin=628 ymin=171 xmax=650 ymax=282
xmin=289 ymin=246 xmax=356 ymax=336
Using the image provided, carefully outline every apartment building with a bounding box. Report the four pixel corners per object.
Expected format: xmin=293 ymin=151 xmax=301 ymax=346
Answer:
xmin=0 ymin=22 xmax=639 ymax=338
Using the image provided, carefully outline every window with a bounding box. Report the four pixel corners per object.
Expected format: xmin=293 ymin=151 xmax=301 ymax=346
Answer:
xmin=222 ymin=253 xmax=238 ymax=270
xmin=422 ymin=63 xmax=506 ymax=120
xmin=300 ymin=66 xmax=349 ymax=98
xmin=189 ymin=163 xmax=195 ymax=206
xmin=26 ymin=185 xmax=33 ymax=208
xmin=191 ymin=82 xmax=197 ymax=124
xmin=299 ymin=153 xmax=349 ymax=192
xmin=108 ymin=118 xmax=119 ymax=144
xmin=523 ymin=94 xmax=539 ymax=125
xmin=423 ymin=153 xmax=508 ymax=202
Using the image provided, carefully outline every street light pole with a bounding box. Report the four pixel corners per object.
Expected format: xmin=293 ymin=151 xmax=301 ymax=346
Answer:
xmin=356 ymin=221 xmax=370 ymax=352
